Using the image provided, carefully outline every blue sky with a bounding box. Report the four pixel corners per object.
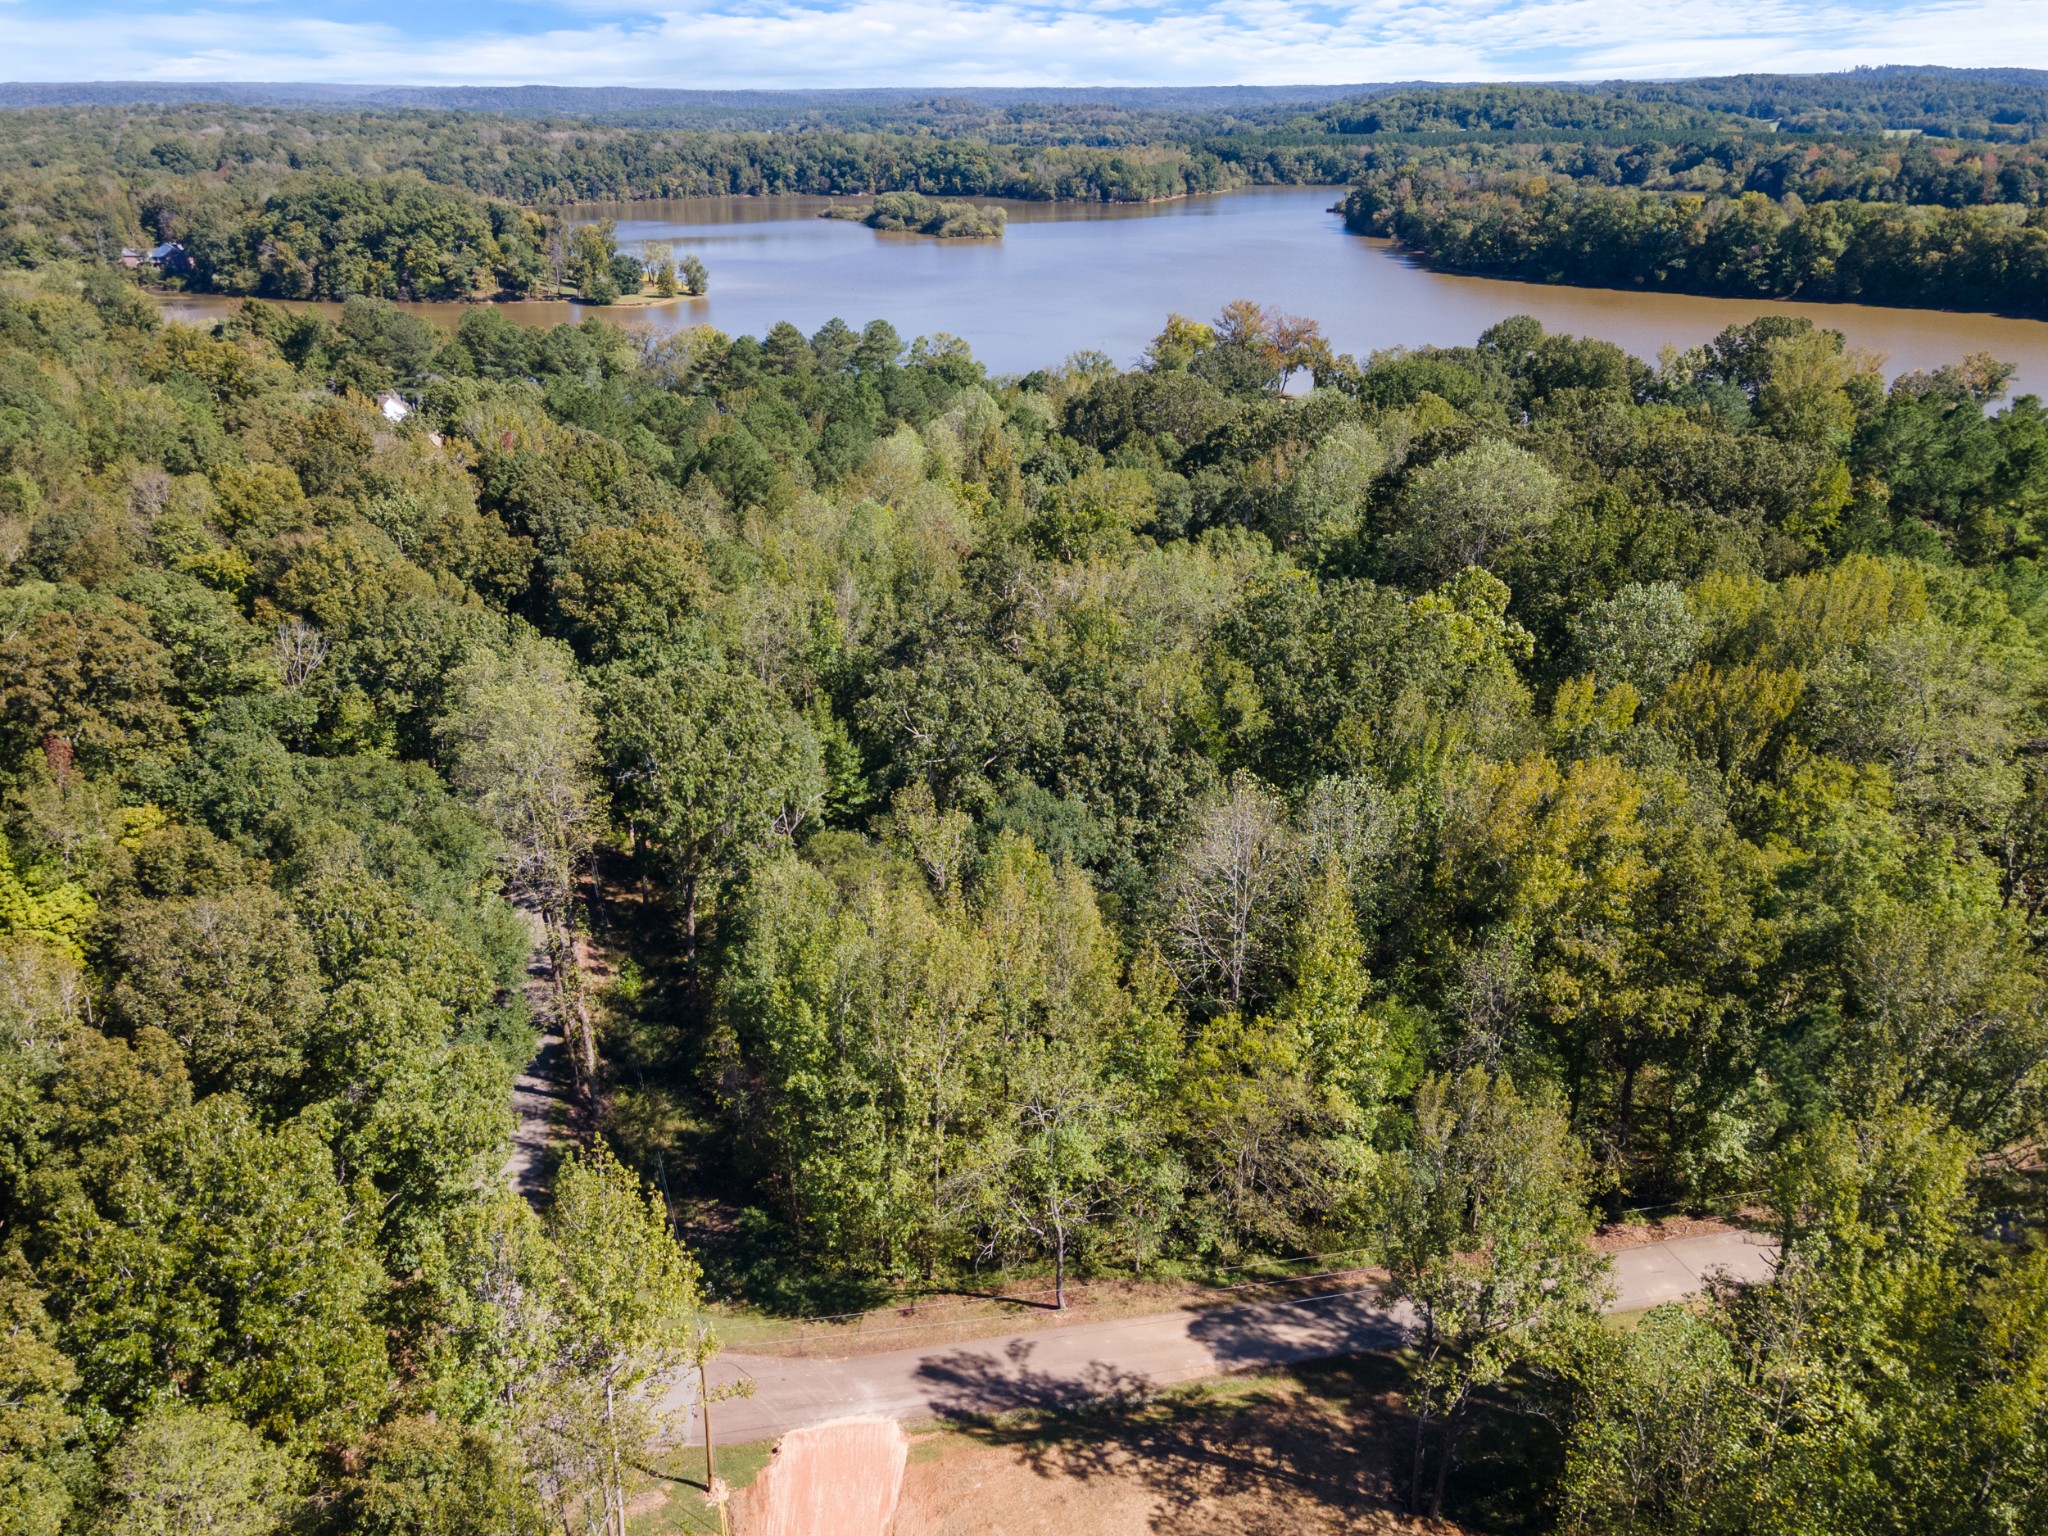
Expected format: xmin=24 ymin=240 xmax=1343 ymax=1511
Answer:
xmin=1 ymin=0 xmax=2041 ymax=88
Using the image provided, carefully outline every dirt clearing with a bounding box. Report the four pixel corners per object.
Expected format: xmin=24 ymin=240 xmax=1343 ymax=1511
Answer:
xmin=890 ymin=1360 xmax=1481 ymax=1536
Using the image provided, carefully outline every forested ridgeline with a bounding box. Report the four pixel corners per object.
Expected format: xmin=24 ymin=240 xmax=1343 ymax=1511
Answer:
xmin=6 ymin=67 xmax=2044 ymax=138
xmin=1344 ymin=132 xmax=2048 ymax=210
xmin=1 ymin=270 xmax=2046 ymax=1529
xmin=0 ymin=102 xmax=1264 ymax=276
xmin=1540 ymin=66 xmax=2048 ymax=140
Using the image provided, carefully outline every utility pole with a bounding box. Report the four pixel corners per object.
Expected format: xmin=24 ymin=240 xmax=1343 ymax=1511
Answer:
xmin=699 ymin=1355 xmax=729 ymax=1536
xmin=693 ymin=1329 xmax=751 ymax=1536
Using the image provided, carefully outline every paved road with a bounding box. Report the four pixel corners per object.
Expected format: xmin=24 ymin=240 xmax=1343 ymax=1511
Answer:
xmin=670 ymin=1230 xmax=1777 ymax=1446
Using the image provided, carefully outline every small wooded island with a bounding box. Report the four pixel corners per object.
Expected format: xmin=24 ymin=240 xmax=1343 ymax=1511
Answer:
xmin=823 ymin=190 xmax=1008 ymax=238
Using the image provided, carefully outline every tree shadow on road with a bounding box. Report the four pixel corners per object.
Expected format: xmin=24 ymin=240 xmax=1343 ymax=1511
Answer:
xmin=912 ymin=1340 xmax=1435 ymax=1534
xmin=1184 ymin=1285 xmax=1411 ymax=1372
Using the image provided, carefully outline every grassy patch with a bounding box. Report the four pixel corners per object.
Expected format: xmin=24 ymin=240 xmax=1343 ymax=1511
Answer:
xmin=623 ymin=1436 xmax=777 ymax=1536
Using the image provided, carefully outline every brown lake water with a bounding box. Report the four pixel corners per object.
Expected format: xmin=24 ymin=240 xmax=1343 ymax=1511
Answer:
xmin=156 ymin=187 xmax=2048 ymax=396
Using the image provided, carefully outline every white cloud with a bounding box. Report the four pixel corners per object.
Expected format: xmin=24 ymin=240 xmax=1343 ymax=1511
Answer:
xmin=1 ymin=0 xmax=2042 ymax=86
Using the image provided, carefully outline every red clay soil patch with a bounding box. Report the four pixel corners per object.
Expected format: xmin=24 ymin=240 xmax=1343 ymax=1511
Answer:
xmin=891 ymin=1362 xmax=1473 ymax=1536
xmin=732 ymin=1417 xmax=907 ymax=1536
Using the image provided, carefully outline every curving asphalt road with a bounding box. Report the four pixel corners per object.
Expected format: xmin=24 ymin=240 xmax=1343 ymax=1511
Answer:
xmin=669 ymin=1229 xmax=1778 ymax=1446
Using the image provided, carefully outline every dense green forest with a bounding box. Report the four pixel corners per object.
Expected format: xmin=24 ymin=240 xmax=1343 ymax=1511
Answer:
xmin=1 ymin=248 xmax=2046 ymax=1528
xmin=1341 ymin=131 xmax=2048 ymax=208
xmin=1340 ymin=136 xmax=2048 ymax=315
xmin=0 ymin=103 xmax=1257 ymax=275
xmin=1575 ymin=67 xmax=2048 ymax=140
xmin=1303 ymin=67 xmax=2048 ymax=142
xmin=1303 ymin=87 xmax=2048 ymax=316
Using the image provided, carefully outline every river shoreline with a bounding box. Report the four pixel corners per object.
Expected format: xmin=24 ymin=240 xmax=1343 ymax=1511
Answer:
xmin=563 ymin=184 xmax=1352 ymax=220
xmin=145 ymin=285 xmax=708 ymax=322
xmin=145 ymin=187 xmax=2048 ymax=394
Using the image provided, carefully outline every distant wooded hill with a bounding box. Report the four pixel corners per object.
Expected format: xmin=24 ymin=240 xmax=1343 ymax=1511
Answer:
xmin=0 ymin=80 xmax=1410 ymax=122
xmin=3 ymin=67 xmax=2044 ymax=136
